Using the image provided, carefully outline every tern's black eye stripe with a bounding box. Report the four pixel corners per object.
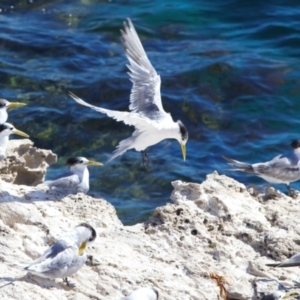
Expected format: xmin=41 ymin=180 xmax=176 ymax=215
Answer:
xmin=291 ymin=139 xmax=300 ymax=149
xmin=66 ymin=157 xmax=81 ymax=166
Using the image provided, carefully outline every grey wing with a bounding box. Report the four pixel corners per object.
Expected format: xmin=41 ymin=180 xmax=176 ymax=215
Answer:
xmin=121 ymin=18 xmax=166 ymax=118
xmin=21 ymin=240 xmax=68 ymax=267
xmin=46 ymin=174 xmax=80 ymax=189
xmin=253 ymin=153 xmax=300 ymax=181
xmin=27 ymin=246 xmax=86 ymax=278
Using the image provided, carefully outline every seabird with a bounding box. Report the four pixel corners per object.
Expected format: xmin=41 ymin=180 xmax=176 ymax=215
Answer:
xmin=12 ymin=223 xmax=97 ymax=287
xmin=122 ymin=287 xmax=159 ymax=300
xmin=40 ymin=157 xmax=102 ymax=194
xmin=0 ymin=99 xmax=26 ymax=124
xmin=70 ymin=18 xmax=188 ymax=165
xmin=0 ymin=122 xmax=29 ymax=161
xmin=223 ymin=139 xmax=300 ymax=196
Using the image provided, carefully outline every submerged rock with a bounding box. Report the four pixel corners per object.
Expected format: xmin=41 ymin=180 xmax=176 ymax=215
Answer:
xmin=1 ymin=142 xmax=300 ymax=299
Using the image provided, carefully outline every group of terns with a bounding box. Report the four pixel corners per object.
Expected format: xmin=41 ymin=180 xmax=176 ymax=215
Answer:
xmin=1 ymin=18 xmax=300 ymax=298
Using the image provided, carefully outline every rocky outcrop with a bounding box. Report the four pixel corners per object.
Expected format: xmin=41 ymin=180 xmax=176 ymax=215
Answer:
xmin=1 ymin=144 xmax=300 ymax=299
xmin=0 ymin=139 xmax=57 ymax=186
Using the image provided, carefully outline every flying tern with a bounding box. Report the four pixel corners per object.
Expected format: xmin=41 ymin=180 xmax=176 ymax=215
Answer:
xmin=0 ymin=122 xmax=29 ymax=161
xmin=122 ymin=287 xmax=159 ymax=300
xmin=0 ymin=99 xmax=26 ymax=124
xmin=40 ymin=157 xmax=102 ymax=194
xmin=69 ymin=18 xmax=188 ymax=165
xmin=13 ymin=223 xmax=97 ymax=287
xmin=223 ymin=139 xmax=300 ymax=196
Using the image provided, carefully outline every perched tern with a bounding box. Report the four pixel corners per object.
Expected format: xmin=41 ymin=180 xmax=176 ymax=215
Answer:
xmin=13 ymin=223 xmax=96 ymax=287
xmin=40 ymin=157 xmax=102 ymax=194
xmin=0 ymin=122 xmax=29 ymax=161
xmin=70 ymin=18 xmax=188 ymax=165
xmin=266 ymin=251 xmax=300 ymax=268
xmin=223 ymin=139 xmax=300 ymax=196
xmin=0 ymin=99 xmax=26 ymax=124
xmin=122 ymin=287 xmax=159 ymax=300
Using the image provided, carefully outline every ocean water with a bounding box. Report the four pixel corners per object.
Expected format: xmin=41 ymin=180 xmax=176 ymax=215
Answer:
xmin=1 ymin=1 xmax=300 ymax=224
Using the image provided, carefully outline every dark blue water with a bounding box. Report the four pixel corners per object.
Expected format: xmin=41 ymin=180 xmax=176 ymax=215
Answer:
xmin=1 ymin=1 xmax=300 ymax=224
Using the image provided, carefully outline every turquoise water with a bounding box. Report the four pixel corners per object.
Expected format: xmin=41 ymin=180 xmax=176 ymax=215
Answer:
xmin=1 ymin=1 xmax=300 ymax=224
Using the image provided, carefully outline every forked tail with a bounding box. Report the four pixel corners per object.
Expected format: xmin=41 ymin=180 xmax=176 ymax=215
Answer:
xmin=222 ymin=156 xmax=255 ymax=174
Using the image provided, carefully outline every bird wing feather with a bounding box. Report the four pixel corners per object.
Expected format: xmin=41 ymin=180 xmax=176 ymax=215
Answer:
xmin=121 ymin=18 xmax=166 ymax=117
xmin=43 ymin=174 xmax=80 ymax=189
xmin=27 ymin=246 xmax=84 ymax=277
xmin=252 ymin=153 xmax=300 ymax=182
xmin=69 ymin=92 xmax=172 ymax=130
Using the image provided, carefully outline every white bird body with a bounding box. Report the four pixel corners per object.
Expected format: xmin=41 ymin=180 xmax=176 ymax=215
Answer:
xmin=41 ymin=157 xmax=102 ymax=194
xmin=0 ymin=99 xmax=26 ymax=124
xmin=0 ymin=123 xmax=29 ymax=161
xmin=0 ymin=135 xmax=9 ymax=161
xmin=13 ymin=223 xmax=96 ymax=285
xmin=70 ymin=19 xmax=188 ymax=164
xmin=122 ymin=287 xmax=159 ymax=300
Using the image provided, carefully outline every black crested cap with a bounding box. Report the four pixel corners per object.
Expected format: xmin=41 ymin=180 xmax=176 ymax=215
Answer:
xmin=0 ymin=123 xmax=11 ymax=132
xmin=0 ymin=99 xmax=8 ymax=108
xmin=291 ymin=140 xmax=300 ymax=149
xmin=177 ymin=120 xmax=188 ymax=141
xmin=77 ymin=222 xmax=97 ymax=242
xmin=152 ymin=288 xmax=159 ymax=299
xmin=66 ymin=157 xmax=82 ymax=166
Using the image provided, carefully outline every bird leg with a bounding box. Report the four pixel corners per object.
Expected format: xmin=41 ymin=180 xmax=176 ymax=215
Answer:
xmin=63 ymin=277 xmax=75 ymax=287
xmin=286 ymin=184 xmax=298 ymax=198
xmin=141 ymin=150 xmax=150 ymax=166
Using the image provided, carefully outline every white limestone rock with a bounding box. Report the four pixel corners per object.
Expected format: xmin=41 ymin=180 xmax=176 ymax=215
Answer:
xmin=0 ymin=139 xmax=57 ymax=185
xmin=1 ymin=149 xmax=300 ymax=299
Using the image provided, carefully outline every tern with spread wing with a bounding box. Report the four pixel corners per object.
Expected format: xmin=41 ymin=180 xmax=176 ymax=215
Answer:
xmin=70 ymin=19 xmax=188 ymax=165
xmin=223 ymin=139 xmax=300 ymax=196
xmin=12 ymin=223 xmax=96 ymax=287
xmin=40 ymin=157 xmax=102 ymax=194
xmin=0 ymin=99 xmax=26 ymax=124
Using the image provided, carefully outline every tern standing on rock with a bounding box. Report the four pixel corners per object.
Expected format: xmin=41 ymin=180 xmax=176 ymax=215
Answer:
xmin=223 ymin=139 xmax=300 ymax=197
xmin=12 ymin=223 xmax=97 ymax=287
xmin=70 ymin=18 xmax=188 ymax=165
xmin=0 ymin=99 xmax=26 ymax=124
xmin=0 ymin=123 xmax=29 ymax=161
xmin=40 ymin=157 xmax=102 ymax=194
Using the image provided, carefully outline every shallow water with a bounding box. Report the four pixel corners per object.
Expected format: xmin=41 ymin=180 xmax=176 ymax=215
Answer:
xmin=1 ymin=1 xmax=300 ymax=224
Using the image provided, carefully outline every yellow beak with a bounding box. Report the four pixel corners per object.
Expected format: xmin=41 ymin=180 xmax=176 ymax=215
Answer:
xmin=86 ymin=160 xmax=103 ymax=166
xmin=78 ymin=240 xmax=87 ymax=256
xmin=12 ymin=129 xmax=29 ymax=138
xmin=180 ymin=143 xmax=186 ymax=161
xmin=8 ymin=102 xmax=26 ymax=110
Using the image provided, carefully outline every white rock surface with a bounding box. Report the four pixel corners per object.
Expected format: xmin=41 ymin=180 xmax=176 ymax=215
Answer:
xmin=0 ymin=139 xmax=57 ymax=185
xmin=1 ymin=151 xmax=300 ymax=299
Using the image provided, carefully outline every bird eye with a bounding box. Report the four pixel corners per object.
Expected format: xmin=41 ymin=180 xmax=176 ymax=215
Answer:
xmin=10 ymin=127 xmax=13 ymax=130
xmin=80 ymin=160 xmax=83 ymax=163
